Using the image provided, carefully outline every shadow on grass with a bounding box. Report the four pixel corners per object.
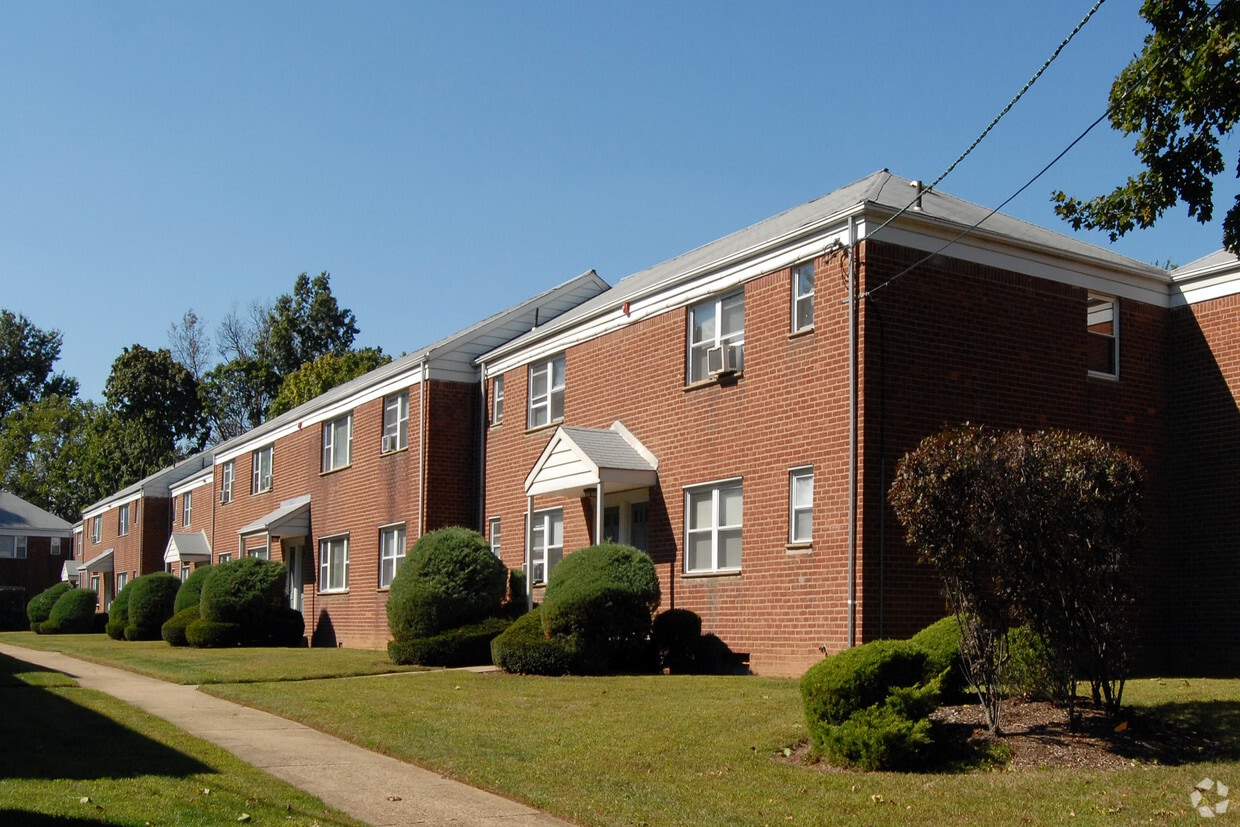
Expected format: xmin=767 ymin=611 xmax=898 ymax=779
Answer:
xmin=0 ymin=653 xmax=213 ymax=781
xmin=0 ymin=811 xmax=115 ymax=825
xmin=1118 ymin=700 xmax=1240 ymax=764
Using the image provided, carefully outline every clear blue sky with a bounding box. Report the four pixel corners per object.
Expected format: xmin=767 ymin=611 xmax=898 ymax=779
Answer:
xmin=3 ymin=1 xmax=1235 ymax=401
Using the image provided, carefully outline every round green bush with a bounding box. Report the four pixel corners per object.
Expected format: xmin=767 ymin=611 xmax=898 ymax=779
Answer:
xmin=185 ymin=618 xmax=243 ymax=648
xmin=125 ymin=572 xmax=181 ymax=641
xmin=161 ymin=605 xmax=200 ymax=647
xmin=173 ymin=564 xmax=214 ymax=613
xmin=43 ymin=588 xmax=100 ymax=634
xmin=800 ymin=640 xmax=928 ymax=730
xmin=389 ymin=615 xmax=513 ymax=666
xmin=386 ymin=527 xmax=507 ymax=640
xmin=907 ymin=615 xmax=969 ymax=702
xmin=491 ymin=607 xmax=574 ymax=676
xmin=540 ymin=543 xmax=660 ymax=674
xmin=652 ymin=608 xmax=702 ymax=674
xmin=817 ymin=698 xmax=936 ymax=771
xmin=106 ymin=581 xmax=134 ymax=640
xmin=27 ymin=582 xmax=73 ymax=633
xmin=198 ymin=557 xmax=287 ymax=634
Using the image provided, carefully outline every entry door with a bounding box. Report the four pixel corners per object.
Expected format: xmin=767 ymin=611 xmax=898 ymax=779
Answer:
xmin=285 ymin=542 xmax=305 ymax=612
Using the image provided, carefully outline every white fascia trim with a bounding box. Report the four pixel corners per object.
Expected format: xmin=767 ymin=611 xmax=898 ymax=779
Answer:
xmin=1170 ymin=270 xmax=1240 ymax=307
xmin=214 ymin=366 xmax=424 ymax=464
xmin=169 ymin=467 xmax=214 ymax=496
xmin=865 ymin=219 xmax=1172 ymax=307
xmin=82 ymin=494 xmax=141 ymax=522
xmin=484 ymin=221 xmax=855 ymax=376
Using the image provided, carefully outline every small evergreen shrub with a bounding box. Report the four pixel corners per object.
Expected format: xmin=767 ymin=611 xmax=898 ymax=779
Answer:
xmin=387 ymin=527 xmax=507 ymax=641
xmin=125 ymin=573 xmax=181 ymax=641
xmin=652 ymin=608 xmax=702 ymax=674
xmin=491 ymin=607 xmax=574 ymax=676
xmin=27 ymin=582 xmax=73 ymax=633
xmin=800 ymin=639 xmax=928 ymax=730
xmin=106 ymin=581 xmax=133 ymax=640
xmin=908 ymin=615 xmax=969 ymax=702
xmin=817 ymin=697 xmax=937 ymax=771
xmin=198 ymin=557 xmax=287 ymax=640
xmin=43 ymin=589 xmax=99 ymax=634
xmin=1005 ymin=625 xmax=1071 ymax=701
xmin=185 ymin=618 xmax=243 ymax=648
xmin=173 ymin=565 xmax=213 ymax=613
xmin=162 ymin=605 xmax=199 ymax=647
xmin=389 ymin=615 xmax=513 ymax=666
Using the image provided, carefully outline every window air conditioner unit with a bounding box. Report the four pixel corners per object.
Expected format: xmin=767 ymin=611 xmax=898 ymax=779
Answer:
xmin=381 ymin=435 xmax=393 ymax=453
xmin=707 ymin=343 xmax=743 ymax=376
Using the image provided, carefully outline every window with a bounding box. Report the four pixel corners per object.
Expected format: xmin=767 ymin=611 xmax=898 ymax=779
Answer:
xmin=529 ymin=508 xmax=563 ymax=584
xmin=492 ymin=376 xmax=504 ymax=425
xmin=252 ymin=445 xmax=273 ymax=493
xmin=792 ymin=262 xmax=815 ymax=332
xmin=528 ymin=355 xmax=565 ymax=429
xmin=0 ymin=536 xmax=28 ymax=559
xmin=685 ymin=480 xmax=743 ymax=573
xmin=322 ymin=413 xmax=353 ymax=472
xmin=383 ymin=392 xmax=409 ymax=452
xmin=319 ymin=535 xmax=349 ymax=592
xmin=378 ymin=524 xmax=406 ymax=588
xmin=51 ymin=537 xmax=61 ymax=556
xmin=91 ymin=515 xmax=101 ymax=543
xmin=182 ymin=492 xmax=192 ymax=527
xmin=247 ymin=546 xmax=269 ymax=560
xmin=1087 ymin=293 xmax=1118 ymax=378
xmin=116 ymin=571 xmax=128 ymax=593
xmin=488 ymin=517 xmax=501 ymax=558
xmin=789 ymin=467 xmax=813 ymax=544
xmin=688 ymin=291 xmax=745 ymax=383
xmin=118 ymin=504 xmax=130 ymax=536
xmin=218 ymin=553 xmax=232 ymax=564
xmin=180 ymin=566 xmax=191 ymax=582
xmin=221 ymin=460 xmax=235 ymax=503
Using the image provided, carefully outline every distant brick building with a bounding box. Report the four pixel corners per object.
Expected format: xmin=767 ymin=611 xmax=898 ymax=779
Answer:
xmin=0 ymin=490 xmax=74 ymax=628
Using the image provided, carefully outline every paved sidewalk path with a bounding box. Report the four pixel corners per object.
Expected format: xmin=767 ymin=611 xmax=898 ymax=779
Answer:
xmin=0 ymin=643 xmax=573 ymax=827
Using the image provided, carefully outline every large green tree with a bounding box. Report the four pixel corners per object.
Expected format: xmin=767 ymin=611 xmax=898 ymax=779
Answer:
xmin=0 ymin=394 xmax=105 ymax=521
xmin=262 ymin=272 xmax=359 ymax=376
xmin=1053 ymin=0 xmax=1240 ymax=253
xmin=103 ymin=345 xmax=208 ymax=470
xmin=0 ymin=309 xmax=78 ymax=419
xmin=268 ymin=348 xmax=390 ymax=417
xmin=199 ymin=357 xmax=282 ymax=442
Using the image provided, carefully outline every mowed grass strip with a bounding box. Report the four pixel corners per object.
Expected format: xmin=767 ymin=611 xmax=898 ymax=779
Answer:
xmin=207 ymin=670 xmax=1240 ymax=826
xmin=0 ymin=652 xmax=366 ymax=826
xmin=0 ymin=630 xmax=424 ymax=684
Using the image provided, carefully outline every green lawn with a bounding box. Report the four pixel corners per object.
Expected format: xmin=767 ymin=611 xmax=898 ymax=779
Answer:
xmin=2 ymin=631 xmax=1236 ymax=826
xmin=0 ymin=651 xmax=366 ymax=826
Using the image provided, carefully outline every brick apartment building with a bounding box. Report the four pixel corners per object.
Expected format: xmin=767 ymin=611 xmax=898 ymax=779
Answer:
xmin=0 ymin=490 xmax=75 ymax=625
xmin=478 ymin=171 xmax=1240 ymax=677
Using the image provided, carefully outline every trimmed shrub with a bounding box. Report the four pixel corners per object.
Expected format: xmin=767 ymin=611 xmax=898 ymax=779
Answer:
xmin=173 ymin=565 xmax=214 ymax=613
xmin=540 ymin=542 xmax=661 ymax=674
xmin=162 ymin=605 xmax=199 ymax=647
xmin=908 ymin=615 xmax=970 ymax=702
xmin=43 ymin=589 xmax=99 ymax=634
xmin=125 ymin=573 xmax=181 ymax=641
xmin=92 ymin=612 xmax=109 ymax=634
xmin=27 ymin=582 xmax=73 ymax=633
xmin=652 ymin=608 xmax=702 ymax=674
xmin=491 ymin=607 xmax=574 ymax=676
xmin=198 ymin=557 xmax=286 ymax=638
xmin=106 ymin=581 xmax=133 ymax=640
xmin=389 ymin=615 xmax=513 ymax=667
xmin=185 ymin=618 xmax=243 ymax=648
xmin=1005 ymin=625 xmax=1071 ymax=701
xmin=817 ymin=696 xmax=937 ymax=771
xmin=800 ymin=640 xmax=928 ymax=731
xmin=387 ymin=527 xmax=507 ymax=641
xmin=263 ymin=606 xmax=306 ymax=648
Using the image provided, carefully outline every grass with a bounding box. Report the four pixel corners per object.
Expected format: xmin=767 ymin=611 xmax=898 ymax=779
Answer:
xmin=0 ymin=651 xmax=367 ymax=826
xmin=2 ymin=631 xmax=1237 ymax=826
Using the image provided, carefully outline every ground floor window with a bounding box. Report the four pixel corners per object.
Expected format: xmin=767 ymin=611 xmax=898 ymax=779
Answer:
xmin=789 ymin=467 xmax=813 ymax=544
xmin=319 ymin=535 xmax=349 ymax=592
xmin=378 ymin=524 xmax=406 ymax=588
xmin=685 ymin=479 xmax=743 ymax=573
xmin=247 ymin=545 xmax=269 ymax=560
xmin=0 ymin=535 xmax=27 ymax=558
xmin=530 ymin=508 xmax=563 ymax=584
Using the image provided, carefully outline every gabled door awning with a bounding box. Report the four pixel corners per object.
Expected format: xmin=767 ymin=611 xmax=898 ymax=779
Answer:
xmin=525 ymin=421 xmax=658 ymax=498
xmin=61 ymin=560 xmax=85 ymax=583
xmin=82 ymin=548 xmax=114 ymax=573
xmin=238 ymin=495 xmax=311 ymax=540
xmin=164 ymin=530 xmax=213 ymax=564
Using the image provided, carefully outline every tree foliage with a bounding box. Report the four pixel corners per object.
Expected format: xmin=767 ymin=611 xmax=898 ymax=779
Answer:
xmin=268 ymin=348 xmax=390 ymax=417
xmin=263 ymin=272 xmax=359 ymax=376
xmin=199 ymin=357 xmax=281 ymax=442
xmin=0 ymin=309 xmax=78 ymax=419
xmin=1053 ymin=0 xmax=1240 ymax=253
xmin=104 ymin=344 xmax=208 ymax=450
xmin=0 ymin=394 xmax=106 ymax=521
xmin=889 ymin=425 xmax=1142 ymax=731
xmin=167 ymin=308 xmax=212 ymax=380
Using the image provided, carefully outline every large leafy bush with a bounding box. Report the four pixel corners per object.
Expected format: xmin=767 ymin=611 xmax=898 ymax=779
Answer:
xmin=387 ymin=526 xmax=507 ymax=643
xmin=27 ymin=582 xmax=73 ymax=633
xmin=125 ymin=573 xmax=181 ymax=641
xmin=106 ymin=581 xmax=134 ymax=640
xmin=490 ymin=607 xmax=574 ymax=676
xmin=195 ymin=557 xmax=289 ymax=646
xmin=173 ymin=565 xmax=213 ymax=613
xmin=43 ymin=589 xmax=99 ymax=634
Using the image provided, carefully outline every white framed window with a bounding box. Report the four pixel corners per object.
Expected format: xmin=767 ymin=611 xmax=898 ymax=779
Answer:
xmin=792 ymin=262 xmax=815 ymax=332
xmin=688 ymin=291 xmax=745 ymax=383
xmin=221 ymin=460 xmax=235 ymax=503
xmin=0 ymin=536 xmax=28 ymax=559
xmin=218 ymin=553 xmax=232 ymax=564
xmin=378 ymin=523 xmax=406 ymax=588
xmin=118 ymin=503 xmax=130 ymax=536
xmin=91 ymin=515 xmax=101 ymax=543
xmin=529 ymin=508 xmax=563 ymax=584
xmin=382 ymin=391 xmax=409 ymax=452
xmin=116 ymin=571 xmax=128 ymax=593
xmin=51 ymin=537 xmax=62 ymax=556
xmin=1087 ymin=293 xmax=1119 ymax=379
xmin=183 ymin=492 xmax=192 ymax=527
xmin=251 ymin=444 xmax=273 ymax=494
xmin=685 ymin=479 xmax=743 ymax=573
xmin=180 ymin=566 xmax=191 ymax=582
xmin=488 ymin=517 xmax=501 ymax=558
xmin=492 ymin=376 xmax=504 ymax=425
xmin=247 ymin=545 xmax=269 ymax=560
xmin=528 ymin=355 xmax=565 ymax=429
xmin=322 ymin=412 xmax=353 ymax=472
xmin=789 ymin=467 xmax=814 ymax=544
xmin=319 ymin=535 xmax=349 ymax=592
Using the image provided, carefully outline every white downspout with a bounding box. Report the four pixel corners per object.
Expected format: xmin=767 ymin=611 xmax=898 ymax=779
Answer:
xmin=525 ymin=494 xmax=534 ymax=611
xmin=847 ymin=215 xmax=859 ymax=649
xmin=594 ymin=481 xmax=604 ymax=542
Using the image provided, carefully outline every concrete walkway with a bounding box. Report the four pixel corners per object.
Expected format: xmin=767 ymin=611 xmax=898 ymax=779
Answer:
xmin=0 ymin=643 xmax=572 ymax=827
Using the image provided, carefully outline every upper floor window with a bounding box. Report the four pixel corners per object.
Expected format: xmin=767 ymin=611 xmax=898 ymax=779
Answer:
xmin=379 ymin=523 xmax=406 ymax=588
xmin=91 ymin=515 xmax=101 ymax=543
xmin=322 ymin=412 xmax=353 ymax=472
xmin=528 ymin=355 xmax=565 ymax=429
xmin=182 ymin=492 xmax=192 ymax=527
xmin=220 ymin=460 xmax=235 ymax=504
xmin=319 ymin=535 xmax=349 ymax=592
xmin=0 ymin=536 xmax=28 ymax=559
xmin=688 ymin=291 xmax=745 ymax=383
xmin=685 ymin=479 xmax=742 ymax=573
xmin=51 ymin=537 xmax=61 ymax=556
xmin=529 ymin=508 xmax=563 ymax=584
xmin=252 ymin=444 xmax=273 ymax=494
xmin=1087 ymin=293 xmax=1118 ymax=379
xmin=492 ymin=376 xmax=504 ymax=425
xmin=789 ymin=467 xmax=813 ymax=544
xmin=792 ymin=262 xmax=815 ymax=332
xmin=118 ymin=503 xmax=130 ymax=536
xmin=383 ymin=391 xmax=409 ymax=453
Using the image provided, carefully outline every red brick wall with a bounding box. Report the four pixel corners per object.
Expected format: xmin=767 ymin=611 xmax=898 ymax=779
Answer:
xmin=424 ymin=379 xmax=481 ymax=531
xmin=84 ymin=496 xmax=173 ymax=611
xmin=0 ymin=536 xmax=69 ymax=601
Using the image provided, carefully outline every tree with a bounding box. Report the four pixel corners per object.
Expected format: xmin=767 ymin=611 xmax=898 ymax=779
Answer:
xmin=0 ymin=394 xmax=106 ymax=522
xmin=199 ymin=358 xmax=281 ymax=442
xmin=0 ymin=309 xmax=78 ymax=419
xmin=103 ymin=344 xmax=208 ymax=460
xmin=1053 ymin=0 xmax=1240 ymax=253
xmin=167 ymin=309 xmax=212 ymax=380
xmin=262 ymin=272 xmax=359 ymax=376
xmin=267 ymin=348 xmax=390 ymax=417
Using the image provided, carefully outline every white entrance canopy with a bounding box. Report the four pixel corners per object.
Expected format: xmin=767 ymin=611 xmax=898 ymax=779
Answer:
xmin=164 ymin=530 xmax=213 ymax=565
xmin=238 ymin=495 xmax=311 ymax=541
xmin=524 ymin=421 xmax=658 ymax=498
xmin=61 ymin=560 xmax=85 ymax=584
xmin=82 ymin=548 xmax=114 ymax=573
